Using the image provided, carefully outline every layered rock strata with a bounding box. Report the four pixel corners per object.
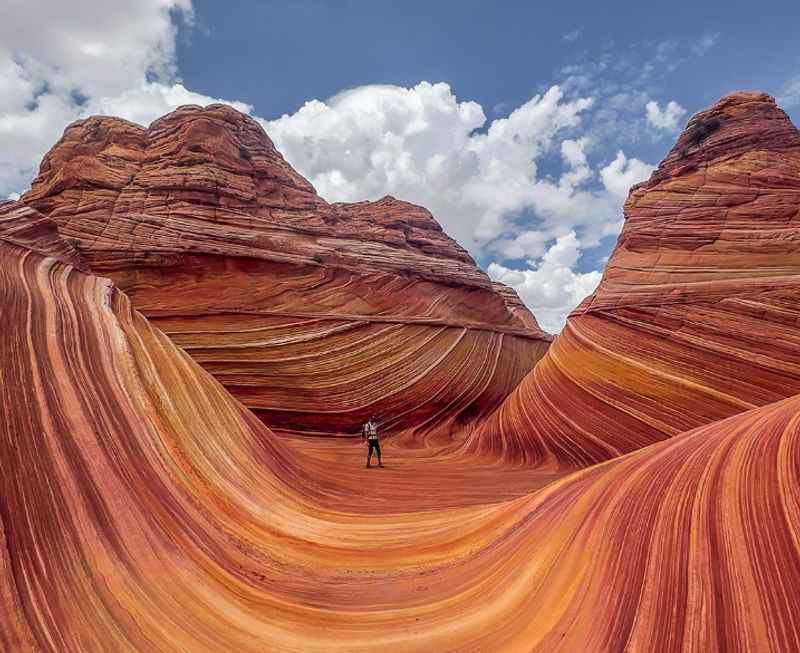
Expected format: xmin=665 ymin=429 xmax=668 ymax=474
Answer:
xmin=17 ymin=104 xmax=550 ymax=438
xmin=1 ymin=230 xmax=799 ymax=652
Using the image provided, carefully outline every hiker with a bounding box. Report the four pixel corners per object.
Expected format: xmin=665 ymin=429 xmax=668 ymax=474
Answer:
xmin=362 ymin=416 xmax=383 ymax=468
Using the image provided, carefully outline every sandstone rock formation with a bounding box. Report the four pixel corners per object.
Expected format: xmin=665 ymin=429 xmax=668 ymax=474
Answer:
xmin=2 ymin=199 xmax=799 ymax=652
xmin=17 ymin=104 xmax=550 ymax=440
xmin=466 ymin=92 xmax=800 ymax=467
xmin=3 ymin=92 xmax=800 ymax=652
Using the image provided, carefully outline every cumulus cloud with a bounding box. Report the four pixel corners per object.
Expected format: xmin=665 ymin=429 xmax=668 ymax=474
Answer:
xmin=600 ymin=151 xmax=655 ymax=199
xmin=488 ymin=232 xmax=602 ymax=333
xmin=0 ymin=0 xmax=249 ymax=196
xmin=264 ymin=83 xmax=641 ymax=251
xmin=494 ymin=230 xmax=549 ymax=260
xmin=559 ymin=137 xmax=592 ymax=187
xmin=266 ymin=83 xmax=599 ymax=250
xmin=266 ymin=82 xmax=657 ymax=328
xmin=645 ymin=99 xmax=687 ymax=131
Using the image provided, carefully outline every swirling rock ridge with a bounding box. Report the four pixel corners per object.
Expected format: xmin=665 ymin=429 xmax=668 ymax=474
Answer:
xmin=1 ymin=231 xmax=799 ymax=650
xmin=1 ymin=92 xmax=800 ymax=651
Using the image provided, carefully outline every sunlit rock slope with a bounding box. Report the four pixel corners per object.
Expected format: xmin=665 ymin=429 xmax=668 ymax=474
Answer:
xmin=467 ymin=91 xmax=800 ymax=467
xmin=17 ymin=104 xmax=550 ymax=440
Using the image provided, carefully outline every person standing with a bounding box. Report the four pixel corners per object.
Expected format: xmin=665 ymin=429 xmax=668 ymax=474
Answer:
xmin=362 ymin=416 xmax=383 ymax=468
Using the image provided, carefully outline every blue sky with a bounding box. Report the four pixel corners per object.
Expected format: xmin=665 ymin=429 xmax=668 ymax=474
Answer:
xmin=2 ymin=0 xmax=799 ymax=330
xmin=177 ymin=0 xmax=799 ymax=144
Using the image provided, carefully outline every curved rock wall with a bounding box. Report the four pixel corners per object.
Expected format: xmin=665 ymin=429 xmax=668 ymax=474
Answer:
xmin=1 ymin=237 xmax=798 ymax=651
xmin=18 ymin=104 xmax=550 ymax=439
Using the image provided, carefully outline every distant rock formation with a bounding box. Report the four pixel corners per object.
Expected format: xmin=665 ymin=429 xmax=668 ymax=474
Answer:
xmin=16 ymin=104 xmax=550 ymax=439
xmin=466 ymin=92 xmax=800 ymax=466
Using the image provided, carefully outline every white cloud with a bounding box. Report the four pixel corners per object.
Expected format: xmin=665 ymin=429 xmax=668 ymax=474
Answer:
xmin=778 ymin=76 xmax=800 ymax=109
xmin=88 ymin=82 xmax=252 ymax=127
xmin=600 ymin=150 xmax=654 ymax=199
xmin=557 ymin=34 xmax=713 ymax=148
xmin=6 ymin=192 xmax=20 ymax=201
xmin=494 ymin=230 xmax=549 ymax=260
xmin=265 ymin=83 xmax=598 ymax=251
xmin=488 ymin=232 xmax=602 ymax=333
xmin=645 ymin=99 xmax=687 ymax=131
xmin=0 ymin=0 xmax=193 ymax=98
xmin=559 ymin=137 xmax=592 ymax=187
xmin=0 ymin=0 xmax=248 ymax=196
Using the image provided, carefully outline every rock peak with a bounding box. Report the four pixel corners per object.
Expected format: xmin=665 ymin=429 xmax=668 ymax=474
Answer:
xmin=24 ymin=103 xmax=529 ymax=295
xmin=715 ymin=90 xmax=776 ymax=105
xmin=640 ymin=89 xmax=800 ymax=189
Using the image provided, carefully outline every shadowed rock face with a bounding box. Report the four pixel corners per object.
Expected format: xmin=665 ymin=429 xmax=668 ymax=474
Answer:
xmin=18 ymin=104 xmax=550 ymax=439
xmin=466 ymin=92 xmax=800 ymax=467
